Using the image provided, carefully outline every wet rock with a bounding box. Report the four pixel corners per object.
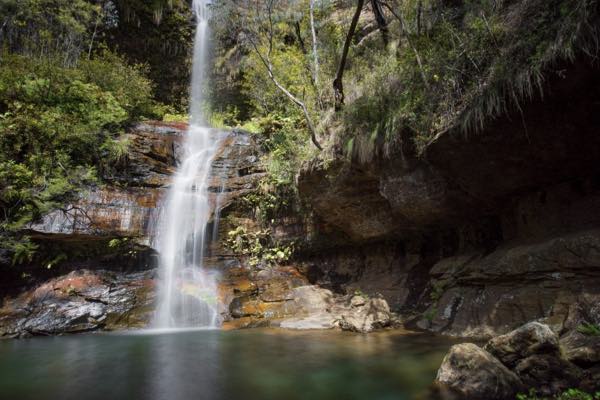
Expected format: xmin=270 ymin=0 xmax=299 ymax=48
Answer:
xmin=560 ymin=330 xmax=600 ymax=367
xmin=435 ymin=343 xmax=524 ymax=400
xmin=434 ymin=323 xmax=594 ymax=399
xmin=421 ymin=230 xmax=600 ymax=338
xmin=28 ymin=122 xmax=185 ymax=241
xmin=0 ymin=270 xmax=155 ymax=338
xmin=484 ymin=322 xmax=582 ymax=396
xmin=279 ymin=314 xmax=337 ymax=330
xmin=484 ymin=322 xmax=560 ymax=368
xmin=339 ymin=297 xmax=392 ymax=333
xmin=513 ymin=354 xmax=582 ymax=396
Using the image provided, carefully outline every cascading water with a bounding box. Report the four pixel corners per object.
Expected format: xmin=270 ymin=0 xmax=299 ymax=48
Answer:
xmin=154 ymin=0 xmax=222 ymax=329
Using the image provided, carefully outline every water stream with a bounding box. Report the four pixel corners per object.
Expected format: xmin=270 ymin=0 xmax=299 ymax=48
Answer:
xmin=154 ymin=0 xmax=222 ymax=329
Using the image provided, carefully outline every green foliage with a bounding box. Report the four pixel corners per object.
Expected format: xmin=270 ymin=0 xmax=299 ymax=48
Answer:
xmin=230 ymin=113 xmax=317 ymax=225
xmin=0 ymin=52 xmax=158 ymax=262
xmin=430 ymin=280 xmax=447 ymax=302
xmin=353 ymin=288 xmax=369 ymax=299
xmin=256 ymin=114 xmax=316 ymax=189
xmin=423 ymin=307 xmax=437 ymax=323
xmin=162 ymin=113 xmax=189 ymax=123
xmin=107 ymin=237 xmax=139 ymax=258
xmin=214 ymin=0 xmax=600 ymax=164
xmin=9 ymin=238 xmax=39 ymax=265
xmin=0 ymin=0 xmax=100 ymax=65
xmin=342 ymin=0 xmax=600 ymax=156
xmin=105 ymin=0 xmax=194 ymax=107
xmin=422 ymin=280 xmax=448 ymax=322
xmin=517 ymin=388 xmax=600 ymax=400
xmin=577 ymin=322 xmax=600 ymax=336
xmin=225 ymin=226 xmax=294 ymax=268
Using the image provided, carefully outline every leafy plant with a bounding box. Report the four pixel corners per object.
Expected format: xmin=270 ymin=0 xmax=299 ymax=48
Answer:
xmin=517 ymin=388 xmax=600 ymax=400
xmin=577 ymin=322 xmax=600 ymax=337
xmin=0 ymin=52 xmax=159 ymax=262
xmin=224 ymin=226 xmax=294 ymax=268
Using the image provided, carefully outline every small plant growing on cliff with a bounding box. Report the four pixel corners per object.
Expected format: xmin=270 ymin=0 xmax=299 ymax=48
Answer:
xmin=577 ymin=322 xmax=600 ymax=337
xmin=422 ymin=280 xmax=449 ymax=322
xmin=107 ymin=237 xmax=138 ymax=258
xmin=423 ymin=307 xmax=438 ymax=323
xmin=517 ymin=388 xmax=600 ymax=400
xmin=430 ymin=281 xmax=448 ymax=302
xmin=225 ymin=226 xmax=293 ymax=268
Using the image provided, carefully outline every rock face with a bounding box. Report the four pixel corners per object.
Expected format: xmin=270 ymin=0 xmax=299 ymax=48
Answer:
xmin=435 ymin=343 xmax=524 ymax=400
xmin=220 ymin=264 xmax=394 ymax=332
xmin=418 ymin=230 xmax=600 ymax=337
xmin=0 ymin=270 xmax=155 ymax=338
xmin=296 ymin=61 xmax=600 ymax=338
xmin=28 ymin=122 xmax=185 ymax=242
xmin=435 ymin=322 xmax=597 ymax=398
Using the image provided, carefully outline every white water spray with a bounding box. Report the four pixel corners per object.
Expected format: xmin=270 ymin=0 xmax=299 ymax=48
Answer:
xmin=154 ymin=0 xmax=222 ymax=329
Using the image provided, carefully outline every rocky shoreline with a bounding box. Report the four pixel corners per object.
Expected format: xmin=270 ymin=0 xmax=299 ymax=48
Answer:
xmin=434 ymin=322 xmax=600 ymax=399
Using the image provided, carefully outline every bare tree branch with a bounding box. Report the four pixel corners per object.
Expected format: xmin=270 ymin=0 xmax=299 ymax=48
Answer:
xmin=246 ymin=0 xmax=322 ymax=150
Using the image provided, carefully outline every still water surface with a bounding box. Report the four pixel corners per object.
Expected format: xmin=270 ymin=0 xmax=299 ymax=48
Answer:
xmin=0 ymin=329 xmax=456 ymax=400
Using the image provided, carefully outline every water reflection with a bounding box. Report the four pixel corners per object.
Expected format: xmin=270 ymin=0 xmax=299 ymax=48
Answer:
xmin=0 ymin=329 xmax=457 ymax=400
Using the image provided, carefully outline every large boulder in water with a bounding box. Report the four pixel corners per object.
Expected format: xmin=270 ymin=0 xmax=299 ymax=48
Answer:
xmin=435 ymin=343 xmax=524 ymax=400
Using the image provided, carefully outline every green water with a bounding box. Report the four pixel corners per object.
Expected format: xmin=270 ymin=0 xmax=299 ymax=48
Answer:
xmin=0 ymin=329 xmax=456 ymax=400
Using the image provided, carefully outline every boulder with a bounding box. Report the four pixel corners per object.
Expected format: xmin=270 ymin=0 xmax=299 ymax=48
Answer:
xmin=434 ymin=323 xmax=594 ymax=399
xmin=484 ymin=322 xmax=560 ymax=368
xmin=435 ymin=343 xmax=524 ymax=400
xmin=560 ymin=330 xmax=600 ymax=366
xmin=339 ymin=297 xmax=392 ymax=333
xmin=484 ymin=322 xmax=582 ymax=396
xmin=513 ymin=354 xmax=582 ymax=396
xmin=290 ymin=285 xmax=334 ymax=313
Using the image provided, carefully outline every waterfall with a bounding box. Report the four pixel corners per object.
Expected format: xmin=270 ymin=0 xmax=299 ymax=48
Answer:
xmin=154 ymin=0 xmax=222 ymax=329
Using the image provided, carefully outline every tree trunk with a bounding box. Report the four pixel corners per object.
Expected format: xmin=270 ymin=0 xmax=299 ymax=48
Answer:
xmin=309 ymin=0 xmax=319 ymax=86
xmin=371 ymin=0 xmax=388 ymax=45
xmin=294 ymin=21 xmax=307 ymax=54
xmin=333 ymin=0 xmax=365 ymax=110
